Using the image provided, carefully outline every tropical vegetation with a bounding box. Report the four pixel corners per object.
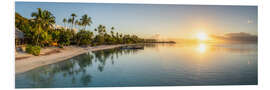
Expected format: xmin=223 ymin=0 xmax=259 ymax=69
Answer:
xmin=15 ymin=8 xmax=152 ymax=55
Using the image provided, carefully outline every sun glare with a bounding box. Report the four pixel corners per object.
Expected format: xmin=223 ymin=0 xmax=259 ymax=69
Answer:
xmin=196 ymin=32 xmax=208 ymax=41
xmin=197 ymin=43 xmax=207 ymax=53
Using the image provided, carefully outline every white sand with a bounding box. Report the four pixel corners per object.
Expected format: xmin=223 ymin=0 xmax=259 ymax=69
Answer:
xmin=15 ymin=45 xmax=127 ymax=74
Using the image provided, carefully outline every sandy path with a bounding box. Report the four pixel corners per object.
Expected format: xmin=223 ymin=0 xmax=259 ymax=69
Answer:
xmin=15 ymin=45 xmax=127 ymax=74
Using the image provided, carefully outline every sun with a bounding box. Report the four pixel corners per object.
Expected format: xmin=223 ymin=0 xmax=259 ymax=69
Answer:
xmin=196 ymin=32 xmax=208 ymax=41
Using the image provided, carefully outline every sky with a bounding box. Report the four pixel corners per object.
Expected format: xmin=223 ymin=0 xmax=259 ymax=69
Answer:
xmin=15 ymin=2 xmax=257 ymax=40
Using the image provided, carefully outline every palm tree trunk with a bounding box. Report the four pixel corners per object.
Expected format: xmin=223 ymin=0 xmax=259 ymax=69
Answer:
xmin=36 ymin=35 xmax=40 ymax=46
xmin=71 ymin=23 xmax=73 ymax=29
xmin=64 ymin=23 xmax=66 ymax=29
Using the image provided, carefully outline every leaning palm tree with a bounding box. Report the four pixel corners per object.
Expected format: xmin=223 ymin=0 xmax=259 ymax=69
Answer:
xmin=80 ymin=14 xmax=92 ymax=30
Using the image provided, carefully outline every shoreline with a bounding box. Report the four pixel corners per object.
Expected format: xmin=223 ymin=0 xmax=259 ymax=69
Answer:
xmin=15 ymin=44 xmax=129 ymax=74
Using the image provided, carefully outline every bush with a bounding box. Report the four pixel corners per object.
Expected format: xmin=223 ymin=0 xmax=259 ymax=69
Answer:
xmin=91 ymin=43 xmax=97 ymax=47
xmin=76 ymin=30 xmax=93 ymax=46
xmin=58 ymin=29 xmax=73 ymax=46
xmin=26 ymin=45 xmax=41 ymax=56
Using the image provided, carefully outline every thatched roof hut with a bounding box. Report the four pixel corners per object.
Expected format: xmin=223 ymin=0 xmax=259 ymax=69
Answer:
xmin=15 ymin=28 xmax=24 ymax=39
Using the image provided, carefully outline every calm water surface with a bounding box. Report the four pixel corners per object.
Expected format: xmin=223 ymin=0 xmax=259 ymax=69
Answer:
xmin=15 ymin=43 xmax=257 ymax=88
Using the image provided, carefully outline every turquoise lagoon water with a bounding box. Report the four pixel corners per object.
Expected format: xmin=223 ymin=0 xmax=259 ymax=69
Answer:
xmin=15 ymin=43 xmax=257 ymax=88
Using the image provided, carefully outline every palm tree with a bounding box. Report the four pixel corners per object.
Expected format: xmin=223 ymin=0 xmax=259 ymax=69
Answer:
xmin=31 ymin=8 xmax=55 ymax=45
xmin=70 ymin=13 xmax=77 ymax=29
xmin=111 ymin=27 xmax=114 ymax=30
xmin=63 ymin=18 xmax=67 ymax=29
xmin=31 ymin=8 xmax=55 ymax=30
xmin=97 ymin=25 xmax=106 ymax=35
xmin=80 ymin=14 xmax=92 ymax=30
xmin=75 ymin=20 xmax=81 ymax=30
xmin=110 ymin=27 xmax=115 ymax=37
xmin=116 ymin=32 xmax=119 ymax=38
xmin=68 ymin=18 xmax=72 ymax=29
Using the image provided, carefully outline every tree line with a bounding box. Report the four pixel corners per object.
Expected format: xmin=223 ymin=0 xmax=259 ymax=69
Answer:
xmin=15 ymin=8 xmax=152 ymax=55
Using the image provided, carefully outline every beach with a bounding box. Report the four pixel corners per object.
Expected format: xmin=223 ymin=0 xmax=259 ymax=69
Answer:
xmin=15 ymin=44 xmax=128 ymax=74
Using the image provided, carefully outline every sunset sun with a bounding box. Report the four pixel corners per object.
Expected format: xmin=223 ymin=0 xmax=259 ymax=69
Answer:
xmin=196 ymin=32 xmax=208 ymax=41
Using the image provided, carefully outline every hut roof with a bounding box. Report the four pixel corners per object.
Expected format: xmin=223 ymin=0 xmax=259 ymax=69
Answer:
xmin=15 ymin=28 xmax=24 ymax=39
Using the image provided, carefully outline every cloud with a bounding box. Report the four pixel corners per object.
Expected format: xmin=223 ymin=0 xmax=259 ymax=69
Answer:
xmin=211 ymin=32 xmax=257 ymax=43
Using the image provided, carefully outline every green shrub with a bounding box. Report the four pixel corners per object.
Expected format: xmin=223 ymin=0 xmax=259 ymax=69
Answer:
xmin=76 ymin=30 xmax=93 ymax=46
xmin=91 ymin=43 xmax=97 ymax=47
xmin=26 ymin=45 xmax=41 ymax=56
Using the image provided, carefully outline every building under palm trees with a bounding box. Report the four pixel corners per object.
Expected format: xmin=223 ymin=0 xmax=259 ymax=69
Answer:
xmin=52 ymin=24 xmax=78 ymax=32
xmin=15 ymin=28 xmax=24 ymax=45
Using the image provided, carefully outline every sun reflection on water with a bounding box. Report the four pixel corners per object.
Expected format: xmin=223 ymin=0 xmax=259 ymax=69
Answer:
xmin=196 ymin=43 xmax=207 ymax=53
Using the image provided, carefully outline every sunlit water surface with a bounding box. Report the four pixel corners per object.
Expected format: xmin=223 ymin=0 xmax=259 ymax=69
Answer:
xmin=15 ymin=43 xmax=257 ymax=88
